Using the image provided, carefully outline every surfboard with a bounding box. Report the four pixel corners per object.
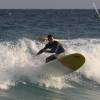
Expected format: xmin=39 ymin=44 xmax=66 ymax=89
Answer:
xmin=58 ymin=53 xmax=85 ymax=71
xmin=37 ymin=53 xmax=85 ymax=77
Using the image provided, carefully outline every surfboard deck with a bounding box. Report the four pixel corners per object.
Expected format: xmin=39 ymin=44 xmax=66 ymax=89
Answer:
xmin=37 ymin=53 xmax=85 ymax=77
xmin=58 ymin=53 xmax=85 ymax=70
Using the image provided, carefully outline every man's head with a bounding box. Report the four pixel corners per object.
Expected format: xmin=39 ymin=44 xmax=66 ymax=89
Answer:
xmin=47 ymin=34 xmax=54 ymax=43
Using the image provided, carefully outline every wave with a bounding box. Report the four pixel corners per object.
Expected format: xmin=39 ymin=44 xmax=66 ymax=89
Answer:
xmin=0 ymin=38 xmax=100 ymax=90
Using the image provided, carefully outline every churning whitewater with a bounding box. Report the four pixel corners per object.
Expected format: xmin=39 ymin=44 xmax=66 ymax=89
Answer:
xmin=0 ymin=38 xmax=100 ymax=90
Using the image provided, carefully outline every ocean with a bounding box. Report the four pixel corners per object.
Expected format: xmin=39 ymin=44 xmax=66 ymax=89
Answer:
xmin=0 ymin=9 xmax=100 ymax=100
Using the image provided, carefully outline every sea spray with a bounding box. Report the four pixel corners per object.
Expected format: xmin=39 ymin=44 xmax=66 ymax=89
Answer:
xmin=0 ymin=38 xmax=100 ymax=89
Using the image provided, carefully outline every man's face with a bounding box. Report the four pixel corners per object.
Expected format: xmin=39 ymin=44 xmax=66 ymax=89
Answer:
xmin=48 ymin=37 xmax=53 ymax=43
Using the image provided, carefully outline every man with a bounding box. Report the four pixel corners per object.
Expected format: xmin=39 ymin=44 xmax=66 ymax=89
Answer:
xmin=36 ymin=34 xmax=65 ymax=63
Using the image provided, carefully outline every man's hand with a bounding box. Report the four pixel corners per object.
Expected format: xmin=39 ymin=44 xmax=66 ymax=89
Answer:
xmin=36 ymin=49 xmax=45 ymax=56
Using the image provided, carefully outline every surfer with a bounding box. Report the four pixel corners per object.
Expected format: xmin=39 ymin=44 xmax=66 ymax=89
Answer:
xmin=36 ymin=34 xmax=65 ymax=63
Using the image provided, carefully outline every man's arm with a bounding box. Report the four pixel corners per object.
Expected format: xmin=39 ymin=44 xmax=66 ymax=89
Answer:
xmin=36 ymin=48 xmax=46 ymax=56
xmin=36 ymin=44 xmax=48 ymax=56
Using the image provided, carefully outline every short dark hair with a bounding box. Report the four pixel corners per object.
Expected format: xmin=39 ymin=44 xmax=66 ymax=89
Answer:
xmin=47 ymin=34 xmax=53 ymax=39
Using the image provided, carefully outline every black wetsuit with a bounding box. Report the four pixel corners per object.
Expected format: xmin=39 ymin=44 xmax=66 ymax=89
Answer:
xmin=44 ymin=41 xmax=65 ymax=62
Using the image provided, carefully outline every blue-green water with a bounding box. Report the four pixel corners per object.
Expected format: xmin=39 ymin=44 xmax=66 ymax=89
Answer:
xmin=0 ymin=9 xmax=100 ymax=100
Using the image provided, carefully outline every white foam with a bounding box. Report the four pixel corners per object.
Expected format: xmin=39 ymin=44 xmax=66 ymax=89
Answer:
xmin=0 ymin=38 xmax=100 ymax=89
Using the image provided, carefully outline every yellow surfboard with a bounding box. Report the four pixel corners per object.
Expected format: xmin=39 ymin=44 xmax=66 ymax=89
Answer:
xmin=37 ymin=53 xmax=85 ymax=77
xmin=58 ymin=53 xmax=85 ymax=71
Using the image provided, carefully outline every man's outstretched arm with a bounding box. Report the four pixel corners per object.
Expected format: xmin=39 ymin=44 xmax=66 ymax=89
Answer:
xmin=36 ymin=48 xmax=46 ymax=56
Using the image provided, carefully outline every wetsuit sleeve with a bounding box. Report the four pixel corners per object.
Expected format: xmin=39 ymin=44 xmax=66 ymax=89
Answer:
xmin=43 ymin=44 xmax=48 ymax=49
xmin=36 ymin=44 xmax=48 ymax=55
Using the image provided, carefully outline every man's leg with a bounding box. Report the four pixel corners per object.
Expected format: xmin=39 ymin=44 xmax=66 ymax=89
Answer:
xmin=46 ymin=55 xmax=56 ymax=63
